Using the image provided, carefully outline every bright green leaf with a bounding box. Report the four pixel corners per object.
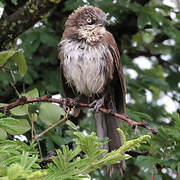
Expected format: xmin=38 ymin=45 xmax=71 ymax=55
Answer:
xmin=13 ymin=52 xmax=27 ymax=76
xmin=23 ymin=88 xmax=39 ymax=98
xmin=0 ymin=103 xmax=7 ymax=108
xmin=0 ymin=51 xmax=27 ymax=76
xmin=39 ymin=103 xmax=64 ymax=126
xmin=5 ymin=118 xmax=30 ymax=135
xmin=0 ymin=128 xmax=7 ymax=140
xmin=10 ymin=105 xmax=29 ymax=116
xmin=0 ymin=51 xmax=17 ymax=66
xmin=7 ymin=163 xmax=24 ymax=179
xmin=66 ymin=120 xmax=78 ymax=131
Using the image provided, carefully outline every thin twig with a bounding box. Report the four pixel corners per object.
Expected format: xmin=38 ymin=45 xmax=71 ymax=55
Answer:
xmin=33 ymin=108 xmax=70 ymax=140
xmin=0 ymin=95 xmax=158 ymax=134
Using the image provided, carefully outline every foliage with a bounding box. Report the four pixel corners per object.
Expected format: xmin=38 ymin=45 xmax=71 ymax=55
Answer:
xmin=41 ymin=130 xmax=150 ymax=180
xmin=0 ymin=128 xmax=150 ymax=180
xmin=0 ymin=51 xmax=26 ymax=75
xmin=0 ymin=0 xmax=180 ymax=179
xmin=0 ymin=140 xmax=47 ymax=179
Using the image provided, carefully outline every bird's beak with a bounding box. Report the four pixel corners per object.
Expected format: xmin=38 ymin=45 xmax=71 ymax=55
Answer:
xmin=98 ymin=19 xmax=109 ymax=27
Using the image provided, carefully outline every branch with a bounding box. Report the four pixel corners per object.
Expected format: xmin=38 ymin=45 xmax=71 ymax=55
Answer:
xmin=0 ymin=0 xmax=61 ymax=50
xmin=0 ymin=95 xmax=158 ymax=134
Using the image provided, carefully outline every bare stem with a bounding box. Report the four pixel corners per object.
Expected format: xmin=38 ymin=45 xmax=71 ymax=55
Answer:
xmin=0 ymin=95 xmax=158 ymax=134
xmin=33 ymin=108 xmax=70 ymax=140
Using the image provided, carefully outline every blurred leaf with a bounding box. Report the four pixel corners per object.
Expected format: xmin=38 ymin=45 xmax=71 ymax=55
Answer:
xmin=134 ymin=112 xmax=153 ymax=122
xmin=66 ymin=120 xmax=78 ymax=131
xmin=10 ymin=89 xmax=39 ymax=116
xmin=0 ymin=51 xmax=27 ymax=76
xmin=13 ymin=52 xmax=27 ymax=76
xmin=64 ymin=0 xmax=84 ymax=11
xmin=132 ymin=32 xmax=143 ymax=46
xmin=40 ymin=31 xmax=58 ymax=47
xmin=31 ymin=113 xmax=38 ymax=122
xmin=0 ymin=103 xmax=7 ymax=107
xmin=0 ymin=128 xmax=7 ymax=140
xmin=138 ymin=11 xmax=150 ymax=29
xmin=7 ymin=163 xmax=24 ymax=179
xmin=4 ymin=118 xmax=30 ymax=135
xmin=10 ymin=105 xmax=29 ymax=116
xmin=142 ymin=31 xmax=154 ymax=43
xmin=178 ymin=161 xmax=180 ymax=175
xmin=0 ymin=1 xmax=4 ymax=7
xmin=135 ymin=156 xmax=157 ymax=175
xmin=0 ymin=51 xmax=17 ymax=66
xmin=10 ymin=0 xmax=18 ymax=5
xmin=39 ymin=103 xmax=65 ymax=126
xmin=23 ymin=88 xmax=39 ymax=98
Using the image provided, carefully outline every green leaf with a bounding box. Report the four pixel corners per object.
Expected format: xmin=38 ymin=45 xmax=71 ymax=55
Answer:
xmin=13 ymin=52 xmax=27 ymax=76
xmin=0 ymin=1 xmax=4 ymax=8
xmin=0 ymin=51 xmax=27 ymax=76
xmin=10 ymin=89 xmax=39 ymax=116
xmin=142 ymin=31 xmax=154 ymax=43
xmin=10 ymin=105 xmax=29 ymax=116
xmin=39 ymin=103 xmax=65 ymax=126
xmin=66 ymin=120 xmax=78 ymax=131
xmin=132 ymin=32 xmax=143 ymax=46
xmin=23 ymin=88 xmax=39 ymax=98
xmin=5 ymin=118 xmax=31 ymax=135
xmin=138 ymin=12 xmax=151 ymax=29
xmin=10 ymin=0 xmax=18 ymax=5
xmin=64 ymin=0 xmax=84 ymax=11
xmin=0 ymin=128 xmax=7 ymax=140
xmin=134 ymin=112 xmax=153 ymax=121
xmin=20 ymin=151 xmax=38 ymax=170
xmin=0 ymin=103 xmax=7 ymax=108
xmin=7 ymin=163 xmax=24 ymax=179
xmin=40 ymin=31 xmax=58 ymax=47
xmin=135 ymin=156 xmax=156 ymax=170
xmin=0 ymin=51 xmax=17 ymax=66
xmin=27 ymin=170 xmax=47 ymax=179
xmin=177 ymin=161 xmax=180 ymax=175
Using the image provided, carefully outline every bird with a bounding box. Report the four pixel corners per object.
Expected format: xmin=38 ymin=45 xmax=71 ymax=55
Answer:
xmin=58 ymin=5 xmax=126 ymax=176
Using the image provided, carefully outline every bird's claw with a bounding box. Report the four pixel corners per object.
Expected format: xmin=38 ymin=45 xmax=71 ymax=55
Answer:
xmin=90 ymin=97 xmax=104 ymax=112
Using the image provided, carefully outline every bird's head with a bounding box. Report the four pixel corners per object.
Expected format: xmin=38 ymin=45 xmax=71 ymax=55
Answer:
xmin=63 ymin=6 xmax=108 ymax=43
xmin=65 ymin=6 xmax=108 ymax=28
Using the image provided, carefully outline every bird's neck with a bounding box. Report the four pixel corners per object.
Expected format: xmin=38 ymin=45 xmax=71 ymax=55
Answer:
xmin=62 ymin=25 xmax=106 ymax=45
xmin=78 ymin=25 xmax=106 ymax=44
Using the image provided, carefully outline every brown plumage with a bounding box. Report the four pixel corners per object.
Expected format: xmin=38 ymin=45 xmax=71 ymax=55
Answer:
xmin=58 ymin=6 xmax=126 ymax=176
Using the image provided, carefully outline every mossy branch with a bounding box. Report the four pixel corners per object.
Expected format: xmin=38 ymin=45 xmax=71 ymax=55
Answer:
xmin=0 ymin=0 xmax=61 ymax=50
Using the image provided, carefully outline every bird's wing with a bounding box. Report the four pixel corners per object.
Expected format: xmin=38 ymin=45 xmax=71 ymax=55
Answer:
xmin=103 ymin=32 xmax=126 ymax=113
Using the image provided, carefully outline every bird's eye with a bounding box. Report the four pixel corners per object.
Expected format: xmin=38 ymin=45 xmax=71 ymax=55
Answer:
xmin=87 ymin=18 xmax=93 ymax=24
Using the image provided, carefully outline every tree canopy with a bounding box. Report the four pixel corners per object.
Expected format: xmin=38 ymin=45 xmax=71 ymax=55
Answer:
xmin=0 ymin=0 xmax=179 ymax=179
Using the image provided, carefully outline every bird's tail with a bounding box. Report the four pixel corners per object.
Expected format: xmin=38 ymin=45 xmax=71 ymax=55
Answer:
xmin=95 ymin=111 xmax=126 ymax=176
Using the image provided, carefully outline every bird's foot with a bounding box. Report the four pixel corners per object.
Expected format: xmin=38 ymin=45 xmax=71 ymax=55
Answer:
xmin=90 ymin=96 xmax=105 ymax=112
